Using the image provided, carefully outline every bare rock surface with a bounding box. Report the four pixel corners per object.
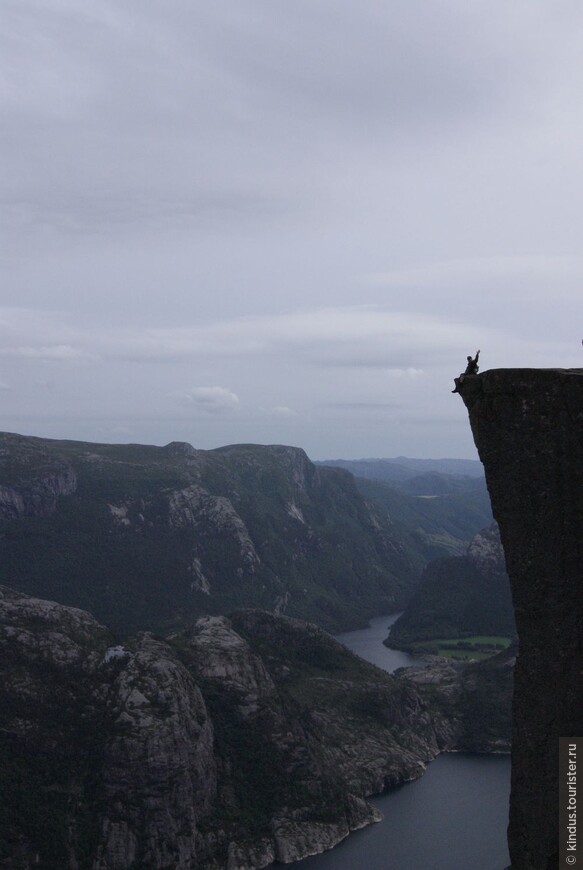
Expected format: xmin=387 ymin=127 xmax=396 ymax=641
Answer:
xmin=0 ymin=589 xmax=463 ymax=870
xmin=467 ymin=523 xmax=506 ymax=575
xmin=458 ymin=368 xmax=583 ymax=869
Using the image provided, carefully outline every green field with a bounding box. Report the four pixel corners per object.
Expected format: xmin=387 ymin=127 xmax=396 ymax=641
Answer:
xmin=408 ymin=636 xmax=513 ymax=661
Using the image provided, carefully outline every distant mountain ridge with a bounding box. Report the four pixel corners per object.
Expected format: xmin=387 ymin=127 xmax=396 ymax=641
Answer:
xmin=315 ymin=456 xmax=484 ymax=485
xmin=0 ymin=432 xmax=421 ymax=636
xmin=317 ymin=456 xmax=492 ymax=562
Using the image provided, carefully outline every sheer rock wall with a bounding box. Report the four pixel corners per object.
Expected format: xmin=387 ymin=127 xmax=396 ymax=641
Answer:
xmin=459 ymin=368 xmax=583 ymax=870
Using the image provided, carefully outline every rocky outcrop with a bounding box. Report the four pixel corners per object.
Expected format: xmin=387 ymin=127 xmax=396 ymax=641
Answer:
xmin=467 ymin=523 xmax=507 ymax=575
xmin=95 ymin=634 xmax=216 ymax=870
xmin=458 ymin=368 xmax=583 ymax=869
xmin=0 ymin=587 xmax=457 ymax=870
xmin=0 ymin=466 xmax=76 ymax=520
xmin=166 ymin=485 xmax=260 ymax=572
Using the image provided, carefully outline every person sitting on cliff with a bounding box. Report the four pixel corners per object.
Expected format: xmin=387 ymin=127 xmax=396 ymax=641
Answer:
xmin=452 ymin=349 xmax=480 ymax=393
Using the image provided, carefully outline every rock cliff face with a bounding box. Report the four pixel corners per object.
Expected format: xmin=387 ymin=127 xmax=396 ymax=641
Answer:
xmin=0 ymin=433 xmax=418 ymax=635
xmin=458 ymin=368 xmax=583 ymax=870
xmin=0 ymin=433 xmax=77 ymax=521
xmin=0 ymin=586 xmax=458 ymax=870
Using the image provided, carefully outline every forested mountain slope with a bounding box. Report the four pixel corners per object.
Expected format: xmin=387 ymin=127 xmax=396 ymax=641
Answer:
xmin=0 ymin=432 xmax=419 ymax=635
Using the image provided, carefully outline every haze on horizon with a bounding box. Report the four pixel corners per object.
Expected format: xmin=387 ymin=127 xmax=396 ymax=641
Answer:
xmin=2 ymin=1 xmax=582 ymax=460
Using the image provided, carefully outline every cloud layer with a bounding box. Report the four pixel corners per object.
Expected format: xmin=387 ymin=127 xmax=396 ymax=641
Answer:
xmin=2 ymin=1 xmax=583 ymax=456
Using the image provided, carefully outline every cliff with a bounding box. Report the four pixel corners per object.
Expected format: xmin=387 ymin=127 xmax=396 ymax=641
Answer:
xmin=0 ymin=433 xmax=419 ymax=635
xmin=458 ymin=368 xmax=583 ymax=869
xmin=0 ymin=586 xmax=456 ymax=870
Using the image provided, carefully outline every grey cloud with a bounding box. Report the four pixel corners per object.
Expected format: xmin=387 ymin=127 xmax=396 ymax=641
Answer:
xmin=0 ymin=306 xmax=494 ymax=368
xmin=266 ymin=406 xmax=298 ymax=418
xmin=3 ymin=2 xmax=583 ymax=458
xmin=0 ymin=304 xmax=564 ymax=408
xmin=0 ymin=344 xmax=93 ymax=362
xmin=0 ymin=0 xmax=548 ymax=243
xmin=204 ymin=0 xmax=511 ymax=132
xmin=1 ymin=190 xmax=288 ymax=237
xmin=169 ymin=386 xmax=240 ymax=415
xmin=319 ymin=402 xmax=403 ymax=410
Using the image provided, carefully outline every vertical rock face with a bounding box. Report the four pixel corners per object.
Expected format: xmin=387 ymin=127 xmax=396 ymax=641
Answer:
xmin=0 ymin=466 xmax=77 ymax=520
xmin=459 ymin=368 xmax=583 ymax=870
xmin=95 ymin=635 xmax=217 ymax=870
xmin=0 ymin=586 xmax=218 ymax=870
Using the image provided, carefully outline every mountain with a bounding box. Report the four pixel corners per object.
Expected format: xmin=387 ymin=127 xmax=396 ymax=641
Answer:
xmin=316 ymin=456 xmax=484 ymax=485
xmin=354 ymin=477 xmax=493 ymax=562
xmin=0 ymin=432 xmax=517 ymax=867
xmin=0 ymin=432 xmax=420 ymax=636
xmin=316 ymin=456 xmax=493 ymax=563
xmin=458 ymin=368 xmax=583 ymax=870
xmin=388 ymin=524 xmax=515 ymax=652
xmin=0 ymin=586 xmax=461 ymax=870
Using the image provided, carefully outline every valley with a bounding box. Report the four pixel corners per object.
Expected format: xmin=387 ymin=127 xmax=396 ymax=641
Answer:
xmin=0 ymin=430 xmax=516 ymax=868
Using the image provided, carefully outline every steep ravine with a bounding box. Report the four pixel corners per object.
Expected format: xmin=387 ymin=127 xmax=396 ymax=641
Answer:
xmin=458 ymin=368 xmax=583 ymax=870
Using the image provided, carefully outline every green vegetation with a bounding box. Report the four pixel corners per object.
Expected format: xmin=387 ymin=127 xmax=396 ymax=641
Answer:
xmin=0 ymin=651 xmax=106 ymax=870
xmin=200 ymin=684 xmax=289 ymax=836
xmin=388 ymin=538 xmax=515 ymax=653
xmin=405 ymin=635 xmax=512 ymax=661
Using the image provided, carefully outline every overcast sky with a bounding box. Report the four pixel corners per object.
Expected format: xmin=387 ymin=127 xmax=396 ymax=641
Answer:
xmin=2 ymin=1 xmax=582 ymax=459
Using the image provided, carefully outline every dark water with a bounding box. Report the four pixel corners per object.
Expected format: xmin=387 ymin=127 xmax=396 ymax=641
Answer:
xmin=284 ymin=753 xmax=510 ymax=870
xmin=282 ymin=615 xmax=511 ymax=870
xmin=335 ymin=613 xmax=423 ymax=673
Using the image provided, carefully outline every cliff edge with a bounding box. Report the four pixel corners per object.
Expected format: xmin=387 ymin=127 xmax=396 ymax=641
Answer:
xmin=458 ymin=368 xmax=583 ymax=870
